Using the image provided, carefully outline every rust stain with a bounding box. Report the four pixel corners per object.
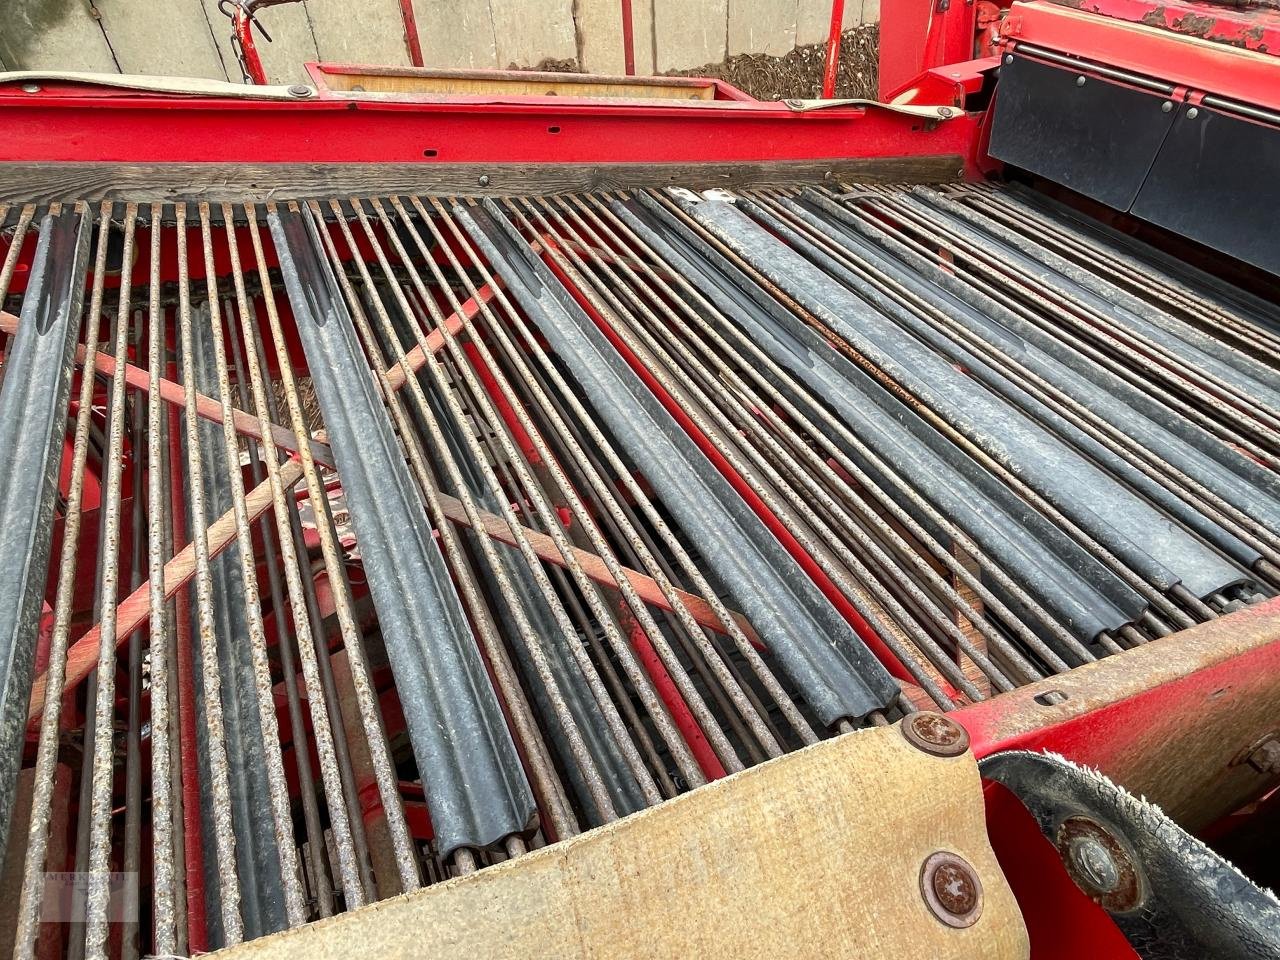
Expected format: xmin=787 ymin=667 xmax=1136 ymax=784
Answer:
xmin=1173 ymin=12 xmax=1219 ymax=36
xmin=1140 ymin=6 xmax=1171 ymax=28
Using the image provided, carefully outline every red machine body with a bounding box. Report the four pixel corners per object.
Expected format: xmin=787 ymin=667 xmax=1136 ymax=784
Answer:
xmin=0 ymin=4 xmax=1277 ymax=957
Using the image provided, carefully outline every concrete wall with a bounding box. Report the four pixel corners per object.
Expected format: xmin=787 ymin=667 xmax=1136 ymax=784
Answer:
xmin=0 ymin=0 xmax=880 ymax=84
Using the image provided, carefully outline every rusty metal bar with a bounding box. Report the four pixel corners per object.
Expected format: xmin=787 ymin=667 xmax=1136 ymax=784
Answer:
xmin=11 ymin=205 xmax=98 ymax=960
xmin=246 ymin=204 xmax=424 ymax=894
xmin=83 ymin=203 xmax=140 ymax=960
xmin=220 ymin=203 xmax=367 ymax=912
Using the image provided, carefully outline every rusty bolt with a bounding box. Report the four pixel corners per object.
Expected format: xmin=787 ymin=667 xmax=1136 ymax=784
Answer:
xmin=1056 ymin=818 xmax=1141 ymax=913
xmin=478 ymin=174 xmax=492 ymax=187
xmin=1233 ymin=735 xmax=1280 ymax=775
xmin=902 ymin=711 xmax=971 ymax=758
xmin=1066 ymin=834 xmax=1120 ymax=895
xmin=920 ymin=851 xmax=983 ymax=928
xmin=1249 ymin=739 xmax=1280 ymax=774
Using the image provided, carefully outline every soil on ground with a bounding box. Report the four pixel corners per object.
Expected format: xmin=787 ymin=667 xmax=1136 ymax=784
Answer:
xmin=666 ymin=25 xmax=880 ymax=101
xmin=531 ymin=25 xmax=880 ymax=102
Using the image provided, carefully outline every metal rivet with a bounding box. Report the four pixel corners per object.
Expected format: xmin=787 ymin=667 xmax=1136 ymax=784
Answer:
xmin=287 ymin=84 xmax=313 ymax=98
xmin=1004 ymin=54 xmax=1014 ymax=65
xmin=901 ymin=711 xmax=971 ymax=757
xmin=21 ymin=83 xmax=40 ymax=94
xmin=1186 ymin=107 xmax=1199 ymax=119
xmin=1161 ymin=100 xmax=1173 ymax=113
xmin=920 ymin=852 xmax=983 ymax=928
xmin=478 ymin=174 xmax=491 ymax=187
xmin=938 ymin=106 xmax=953 ymax=118
xmin=1076 ymin=75 xmax=1086 ymax=86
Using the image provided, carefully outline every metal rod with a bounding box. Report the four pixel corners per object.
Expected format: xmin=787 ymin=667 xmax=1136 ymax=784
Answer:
xmin=246 ymin=205 xmax=423 ymax=893
xmin=83 ymin=203 xmax=140 ymax=960
xmin=822 ymin=0 xmax=845 ymax=98
xmin=145 ymin=203 xmax=179 ymax=956
xmin=11 ymin=203 xmax=103 ymax=960
xmin=176 ymin=202 xmax=245 ymax=944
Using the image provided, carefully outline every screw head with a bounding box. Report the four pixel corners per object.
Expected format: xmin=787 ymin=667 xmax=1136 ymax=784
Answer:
xmin=1004 ymin=54 xmax=1014 ymax=65
xmin=1186 ymin=106 xmax=1199 ymax=119
xmin=1076 ymin=75 xmax=1087 ymax=86
xmin=920 ymin=851 xmax=983 ymax=928
xmin=902 ymin=711 xmax=971 ymax=757
xmin=287 ymin=84 xmax=313 ymax=98
xmin=1067 ymin=835 xmax=1120 ymax=894
xmin=478 ymin=174 xmax=491 ymax=187
xmin=1161 ymin=100 xmax=1173 ymax=113
xmin=1056 ymin=817 xmax=1142 ymax=912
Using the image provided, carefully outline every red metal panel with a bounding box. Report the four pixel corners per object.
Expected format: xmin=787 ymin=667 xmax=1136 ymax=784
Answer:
xmin=1003 ymin=0 xmax=1280 ymax=112
xmin=1051 ymin=0 xmax=1280 ymax=56
xmin=887 ymin=55 xmax=998 ymax=106
xmin=880 ymin=0 xmax=981 ymax=100
xmin=0 ymin=94 xmax=979 ymax=171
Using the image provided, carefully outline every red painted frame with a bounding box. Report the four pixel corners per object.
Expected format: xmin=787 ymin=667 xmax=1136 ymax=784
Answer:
xmin=0 ymin=84 xmax=979 ymax=171
xmin=1049 ymin=0 xmax=1280 ymax=56
xmin=879 ymin=0 xmax=984 ymax=101
xmin=960 ymin=601 xmax=1280 ymax=959
xmin=1002 ymin=0 xmax=1280 ymax=113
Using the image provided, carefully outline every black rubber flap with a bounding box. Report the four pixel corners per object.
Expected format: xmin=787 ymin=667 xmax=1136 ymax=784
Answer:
xmin=1133 ymin=101 xmax=1280 ymax=276
xmin=990 ymin=54 xmax=1176 ymax=210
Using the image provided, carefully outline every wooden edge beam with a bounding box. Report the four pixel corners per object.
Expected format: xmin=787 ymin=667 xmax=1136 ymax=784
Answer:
xmin=0 ymin=158 xmax=966 ymax=204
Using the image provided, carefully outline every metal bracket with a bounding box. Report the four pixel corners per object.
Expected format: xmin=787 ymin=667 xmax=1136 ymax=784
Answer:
xmin=0 ymin=71 xmax=312 ymax=100
xmin=783 ymin=98 xmax=961 ymax=119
